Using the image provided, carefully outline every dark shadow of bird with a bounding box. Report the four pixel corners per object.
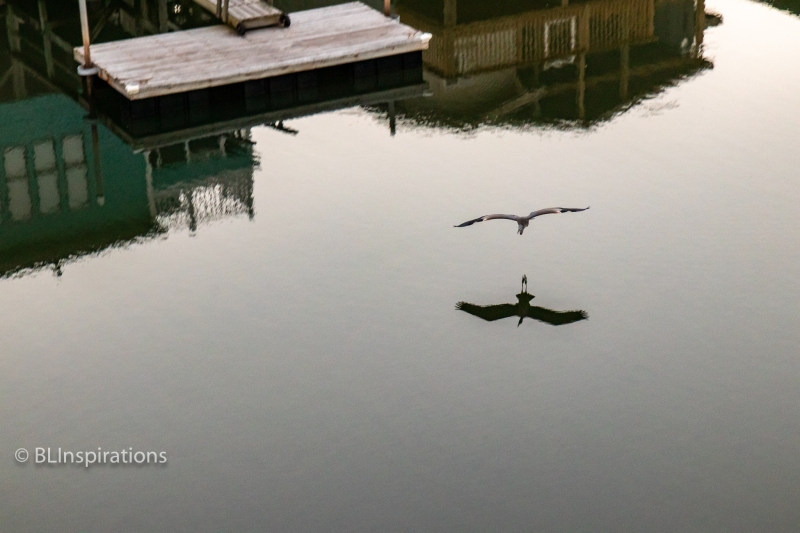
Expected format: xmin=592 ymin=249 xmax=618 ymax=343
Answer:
xmin=456 ymin=275 xmax=588 ymax=327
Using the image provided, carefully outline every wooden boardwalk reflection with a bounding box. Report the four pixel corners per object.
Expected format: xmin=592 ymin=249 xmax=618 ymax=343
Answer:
xmin=401 ymin=0 xmax=657 ymax=79
xmin=394 ymin=0 xmax=711 ymax=124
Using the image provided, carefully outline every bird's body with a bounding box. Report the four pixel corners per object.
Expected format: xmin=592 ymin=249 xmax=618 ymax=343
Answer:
xmin=455 ymin=207 xmax=589 ymax=235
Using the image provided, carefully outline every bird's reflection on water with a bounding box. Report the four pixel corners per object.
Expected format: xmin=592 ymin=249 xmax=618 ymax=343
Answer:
xmin=457 ymin=275 xmax=588 ymax=327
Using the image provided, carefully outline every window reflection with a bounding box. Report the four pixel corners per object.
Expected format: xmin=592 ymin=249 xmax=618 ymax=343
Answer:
xmin=63 ymin=135 xmax=89 ymax=211
xmin=4 ymin=146 xmax=31 ymax=221
xmin=34 ymin=140 xmax=59 ymax=214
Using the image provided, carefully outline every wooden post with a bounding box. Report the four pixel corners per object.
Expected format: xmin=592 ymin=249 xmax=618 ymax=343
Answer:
xmin=444 ymin=0 xmax=456 ymax=27
xmin=222 ymin=0 xmax=230 ymax=23
xmin=442 ymin=28 xmax=457 ymax=78
xmin=90 ymin=123 xmax=104 ymax=206
xmin=695 ymin=0 xmax=705 ymax=53
xmin=187 ymin=190 xmax=197 ymax=232
xmin=37 ymin=0 xmax=55 ymax=78
xmin=0 ymin=146 xmax=9 ymax=226
xmin=6 ymin=5 xmax=21 ymax=52
xmin=388 ymin=101 xmax=396 ymax=136
xmin=579 ymin=4 xmax=590 ymax=52
xmin=158 ymin=0 xmax=169 ymax=33
xmin=140 ymin=0 xmax=150 ymax=23
xmin=144 ymin=151 xmax=157 ymax=218
xmin=619 ymin=43 xmax=629 ymax=100
xmin=78 ymin=0 xmax=92 ymax=68
xmin=11 ymin=58 xmax=25 ymax=99
xmin=576 ymin=52 xmax=585 ymax=120
xmin=384 ymin=0 xmax=391 ymax=16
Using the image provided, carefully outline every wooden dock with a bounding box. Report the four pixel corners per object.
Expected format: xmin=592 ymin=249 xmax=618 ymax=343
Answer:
xmin=73 ymin=2 xmax=431 ymax=101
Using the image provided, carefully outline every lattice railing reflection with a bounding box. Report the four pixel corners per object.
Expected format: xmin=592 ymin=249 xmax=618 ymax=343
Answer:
xmin=154 ymin=169 xmax=254 ymax=232
xmin=400 ymin=0 xmax=655 ymax=77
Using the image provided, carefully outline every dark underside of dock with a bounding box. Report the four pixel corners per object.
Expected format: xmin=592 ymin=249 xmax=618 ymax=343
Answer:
xmin=89 ymin=51 xmax=423 ymax=141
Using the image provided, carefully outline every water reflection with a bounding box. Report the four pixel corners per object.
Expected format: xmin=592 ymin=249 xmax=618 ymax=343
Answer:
xmin=0 ymin=87 xmax=256 ymax=278
xmin=0 ymin=0 xmax=427 ymax=278
xmin=456 ymin=275 xmax=588 ymax=326
xmin=390 ymin=0 xmax=714 ymax=128
xmin=1 ymin=0 xmax=423 ymax=140
xmin=756 ymin=0 xmax=800 ymax=16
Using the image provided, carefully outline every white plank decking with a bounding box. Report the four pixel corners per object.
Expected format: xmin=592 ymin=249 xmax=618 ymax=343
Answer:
xmin=73 ymin=2 xmax=431 ymax=100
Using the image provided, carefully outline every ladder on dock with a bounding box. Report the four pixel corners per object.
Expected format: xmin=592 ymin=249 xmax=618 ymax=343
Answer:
xmin=194 ymin=0 xmax=290 ymax=35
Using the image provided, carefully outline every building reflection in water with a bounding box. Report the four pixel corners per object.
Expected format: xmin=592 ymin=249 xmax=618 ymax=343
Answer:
xmin=0 ymin=0 xmax=719 ymax=276
xmin=387 ymin=0 xmax=715 ymax=128
xmin=0 ymin=0 xmax=425 ymax=279
xmin=456 ymin=276 xmax=588 ymax=327
xmin=0 ymin=86 xmax=257 ymax=278
xmin=757 ymin=0 xmax=800 ymax=17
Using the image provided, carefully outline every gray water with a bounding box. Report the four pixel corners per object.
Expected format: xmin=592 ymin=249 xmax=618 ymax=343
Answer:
xmin=2 ymin=0 xmax=800 ymax=531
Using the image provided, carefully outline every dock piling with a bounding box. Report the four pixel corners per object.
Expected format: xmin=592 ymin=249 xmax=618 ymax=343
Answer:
xmin=78 ymin=0 xmax=92 ymax=69
xmin=77 ymin=0 xmax=99 ymax=80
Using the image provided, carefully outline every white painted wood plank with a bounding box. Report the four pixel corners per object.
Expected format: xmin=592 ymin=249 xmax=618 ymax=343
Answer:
xmin=79 ymin=9 xmax=397 ymax=74
xmin=74 ymin=2 xmax=430 ymax=100
xmin=112 ymin=25 xmax=414 ymax=77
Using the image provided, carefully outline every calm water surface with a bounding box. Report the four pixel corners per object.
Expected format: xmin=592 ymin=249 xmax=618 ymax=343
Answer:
xmin=1 ymin=0 xmax=800 ymax=531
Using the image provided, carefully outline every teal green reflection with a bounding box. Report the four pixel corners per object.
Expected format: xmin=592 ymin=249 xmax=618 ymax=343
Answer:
xmin=0 ymin=89 xmax=256 ymax=278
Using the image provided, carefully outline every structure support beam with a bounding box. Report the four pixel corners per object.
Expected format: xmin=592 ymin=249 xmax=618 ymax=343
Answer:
xmin=78 ymin=0 xmax=92 ymax=68
xmin=6 ymin=5 xmax=20 ymax=52
xmin=388 ymin=101 xmax=396 ymax=135
xmin=620 ymin=42 xmax=629 ymax=100
xmin=444 ymin=0 xmax=456 ymax=27
xmin=37 ymin=0 xmax=55 ymax=78
xmin=90 ymin=122 xmax=104 ymax=206
xmin=695 ymin=0 xmax=705 ymax=53
xmin=576 ymin=53 xmax=585 ymax=119
xmin=158 ymin=0 xmax=169 ymax=32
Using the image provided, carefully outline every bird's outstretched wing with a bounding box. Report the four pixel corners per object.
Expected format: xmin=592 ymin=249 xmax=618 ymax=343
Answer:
xmin=456 ymin=302 xmax=518 ymax=321
xmin=526 ymin=306 xmax=588 ymax=325
xmin=455 ymin=214 xmax=519 ymax=227
xmin=528 ymin=207 xmax=590 ymax=219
